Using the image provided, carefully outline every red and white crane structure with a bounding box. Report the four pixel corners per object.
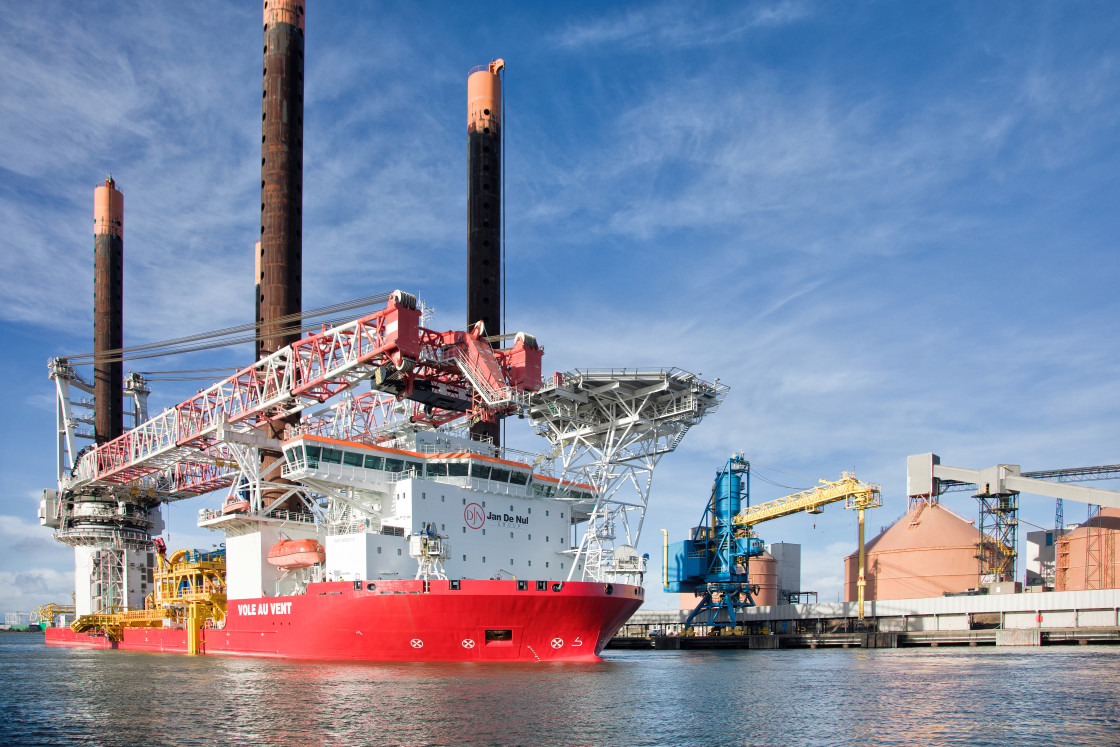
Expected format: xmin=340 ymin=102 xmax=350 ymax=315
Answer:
xmin=44 ymin=291 xmax=726 ymax=612
xmin=43 ymin=291 xmax=543 ymax=612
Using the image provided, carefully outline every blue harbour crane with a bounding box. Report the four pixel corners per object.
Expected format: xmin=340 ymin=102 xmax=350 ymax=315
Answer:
xmin=663 ymin=454 xmax=764 ymax=629
xmin=664 ymin=454 xmax=883 ymax=629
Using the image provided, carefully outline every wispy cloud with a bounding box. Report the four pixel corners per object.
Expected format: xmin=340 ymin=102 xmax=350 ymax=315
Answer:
xmin=3 ymin=3 xmax=1118 ymax=611
xmin=551 ymin=1 xmax=812 ymax=51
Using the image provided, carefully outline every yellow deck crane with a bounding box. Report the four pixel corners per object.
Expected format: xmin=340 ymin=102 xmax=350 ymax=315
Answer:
xmin=733 ymin=472 xmax=882 ymax=620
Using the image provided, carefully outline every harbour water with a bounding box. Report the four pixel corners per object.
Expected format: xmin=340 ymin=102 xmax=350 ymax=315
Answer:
xmin=3 ymin=634 xmax=1119 ymax=746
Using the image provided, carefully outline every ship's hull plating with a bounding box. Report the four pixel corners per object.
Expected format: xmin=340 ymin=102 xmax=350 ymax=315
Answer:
xmin=45 ymin=579 xmax=643 ymax=662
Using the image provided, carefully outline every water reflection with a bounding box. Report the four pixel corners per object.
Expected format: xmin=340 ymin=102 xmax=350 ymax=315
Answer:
xmin=4 ymin=636 xmax=1120 ymax=746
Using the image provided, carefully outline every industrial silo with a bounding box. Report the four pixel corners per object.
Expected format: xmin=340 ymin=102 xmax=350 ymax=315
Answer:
xmin=1055 ymin=507 xmax=1120 ymax=591
xmin=843 ymin=502 xmax=985 ymax=601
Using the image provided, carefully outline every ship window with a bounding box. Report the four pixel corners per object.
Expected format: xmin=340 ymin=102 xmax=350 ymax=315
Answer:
xmin=482 ymin=557 xmax=486 ymax=563
xmin=482 ymin=529 xmax=486 ymax=535
xmin=305 ymin=445 xmax=320 ymax=464
xmin=428 ymin=463 xmax=448 ymax=477
xmin=510 ymin=505 xmax=514 ymax=512
xmin=377 ymin=547 xmax=382 ymax=554
xmin=528 ymin=560 xmax=531 ymax=567
xmin=510 ymin=471 xmax=528 ymax=486
xmin=321 ymin=448 xmax=342 ymax=464
xmin=471 ymin=464 xmax=490 ymax=479
xmin=462 ymin=555 xmax=467 ymax=561
xmin=510 ymin=559 xmax=514 ymax=566
xmin=528 ymin=535 xmax=531 ymax=541
xmin=343 ymin=451 xmax=363 ymax=467
xmin=546 ymin=536 xmax=549 ymax=542
xmin=462 ymin=527 xmax=466 ymax=533
xmin=441 ymin=496 xmax=445 ymax=503
xmin=561 ymin=513 xmax=564 ymax=519
xmin=545 ymin=562 xmax=549 ymax=568
xmin=441 ymin=524 xmax=445 ymax=531
xmin=384 ymin=458 xmax=404 ymax=473
xmin=485 ymin=629 xmax=512 ymax=643
xmin=364 ymin=455 xmax=383 ymax=470
xmin=510 ymin=532 xmax=514 ymax=538
xmin=491 ymin=467 xmax=510 ymax=483
xmin=448 ymin=463 xmax=468 ymax=477
xmin=397 ymin=549 xmax=402 ymax=556
xmin=545 ymin=510 xmax=549 ymax=516
xmin=405 ymin=460 xmax=422 ymax=476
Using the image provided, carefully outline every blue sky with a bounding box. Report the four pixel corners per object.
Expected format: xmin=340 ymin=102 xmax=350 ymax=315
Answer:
xmin=1 ymin=1 xmax=1117 ymax=612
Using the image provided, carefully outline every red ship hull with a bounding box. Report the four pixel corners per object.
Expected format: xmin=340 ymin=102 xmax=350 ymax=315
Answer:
xmin=44 ymin=579 xmax=642 ymax=662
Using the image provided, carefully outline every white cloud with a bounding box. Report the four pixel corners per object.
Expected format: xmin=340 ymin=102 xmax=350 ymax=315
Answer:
xmin=551 ymin=1 xmax=812 ymax=51
xmin=0 ymin=569 xmax=73 ymax=612
xmin=2 ymin=3 xmax=1118 ymax=613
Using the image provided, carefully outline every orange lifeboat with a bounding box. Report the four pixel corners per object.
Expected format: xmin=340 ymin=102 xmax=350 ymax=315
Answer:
xmin=267 ymin=538 xmax=325 ymax=570
xmin=222 ymin=496 xmax=250 ymax=514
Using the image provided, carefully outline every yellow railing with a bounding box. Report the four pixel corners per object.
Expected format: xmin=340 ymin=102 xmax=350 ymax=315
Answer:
xmin=31 ymin=603 xmax=75 ymax=626
xmin=67 ymin=548 xmax=228 ymax=648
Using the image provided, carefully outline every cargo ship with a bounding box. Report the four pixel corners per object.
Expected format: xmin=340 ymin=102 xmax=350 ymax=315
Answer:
xmin=45 ymin=429 xmax=646 ymax=662
xmin=37 ymin=4 xmax=728 ymax=662
xmin=41 ymin=295 xmax=726 ymax=661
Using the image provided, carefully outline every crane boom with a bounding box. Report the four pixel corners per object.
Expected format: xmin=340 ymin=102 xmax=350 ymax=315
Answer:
xmin=733 ymin=473 xmax=881 ymax=528
xmin=63 ymin=291 xmax=544 ymax=496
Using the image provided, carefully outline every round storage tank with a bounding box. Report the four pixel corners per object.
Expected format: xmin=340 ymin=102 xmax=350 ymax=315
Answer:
xmin=750 ymin=550 xmax=778 ymax=606
xmin=1055 ymin=507 xmax=1120 ymax=591
xmin=844 ymin=502 xmax=986 ymax=601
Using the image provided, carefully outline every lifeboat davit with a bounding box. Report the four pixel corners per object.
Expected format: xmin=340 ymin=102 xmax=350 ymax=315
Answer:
xmin=222 ymin=496 xmax=250 ymax=514
xmin=267 ymin=539 xmax=325 ymax=570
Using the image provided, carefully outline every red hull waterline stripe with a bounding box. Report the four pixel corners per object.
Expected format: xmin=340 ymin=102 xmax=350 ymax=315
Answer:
xmin=45 ymin=580 xmax=644 ymax=663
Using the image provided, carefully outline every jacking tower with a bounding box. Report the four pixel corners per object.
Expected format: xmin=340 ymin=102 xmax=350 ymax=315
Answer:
xmin=93 ymin=176 xmax=124 ymax=444
xmin=257 ymin=0 xmax=305 ymax=497
xmin=467 ymin=59 xmax=504 ymax=446
xmin=256 ymin=0 xmax=304 ymax=362
xmin=42 ymin=178 xmax=163 ymax=617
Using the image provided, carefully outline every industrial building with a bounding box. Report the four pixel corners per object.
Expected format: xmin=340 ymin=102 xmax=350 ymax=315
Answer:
xmin=651 ymin=452 xmax=1120 ymax=647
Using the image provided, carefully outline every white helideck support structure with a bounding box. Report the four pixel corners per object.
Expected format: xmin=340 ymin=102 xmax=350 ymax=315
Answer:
xmin=528 ymin=369 xmax=729 ymax=584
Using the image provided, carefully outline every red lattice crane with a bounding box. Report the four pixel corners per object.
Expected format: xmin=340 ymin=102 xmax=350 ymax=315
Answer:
xmin=64 ymin=292 xmax=542 ymax=500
